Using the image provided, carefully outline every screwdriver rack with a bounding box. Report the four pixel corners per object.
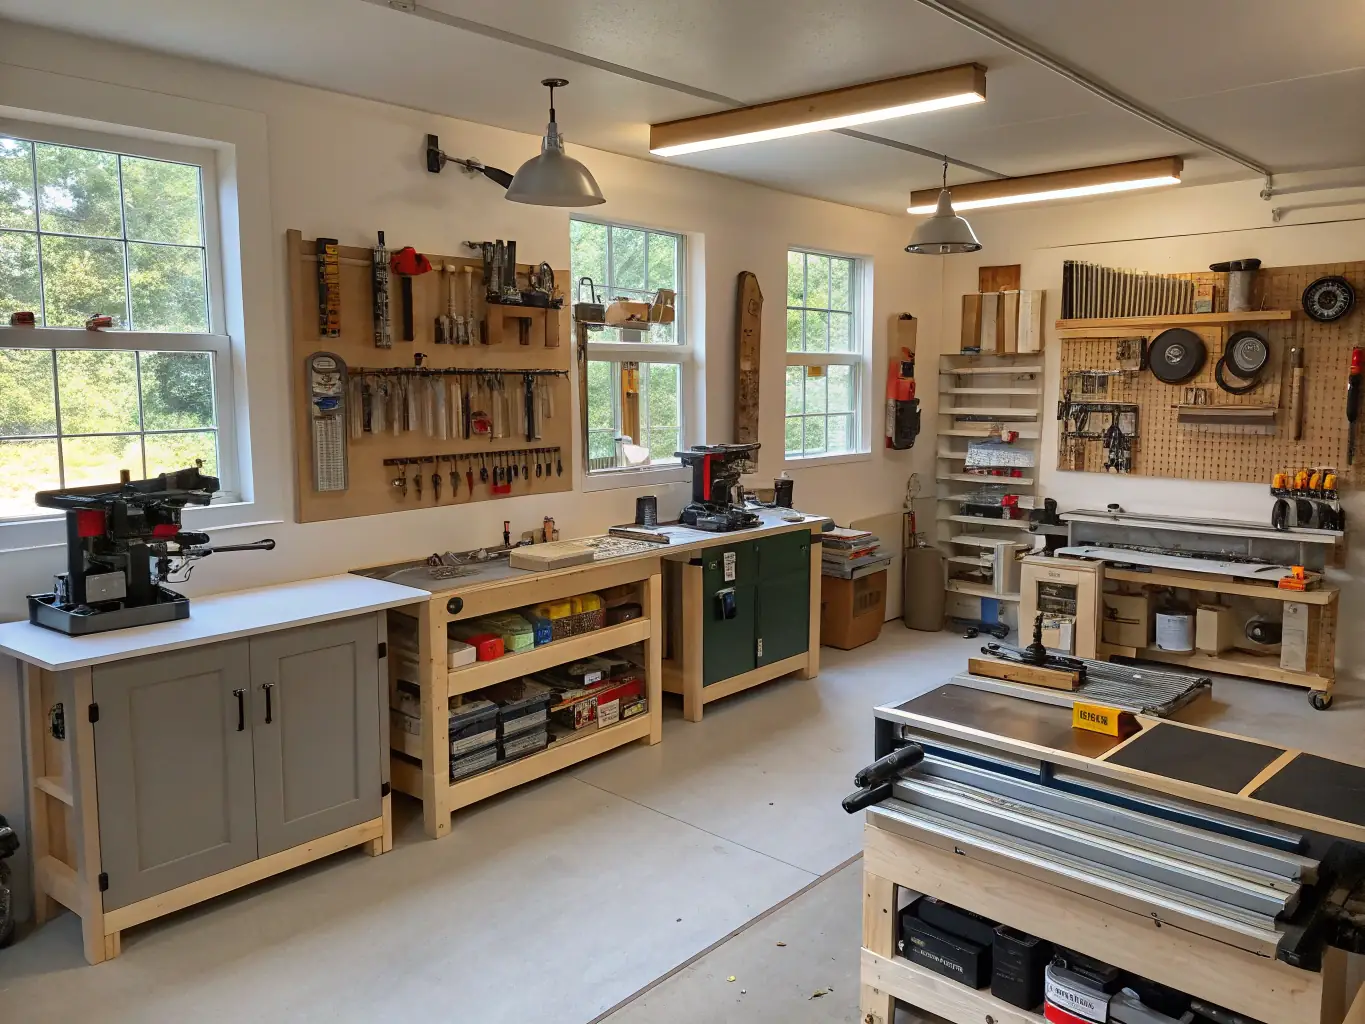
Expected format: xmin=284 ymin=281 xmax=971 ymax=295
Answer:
xmin=287 ymin=230 xmax=573 ymax=522
xmin=383 ymin=447 xmax=564 ymax=504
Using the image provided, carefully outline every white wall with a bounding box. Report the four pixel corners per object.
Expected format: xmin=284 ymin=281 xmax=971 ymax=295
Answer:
xmin=933 ymin=179 xmax=1365 ymax=675
xmin=0 ymin=21 xmax=941 ymax=917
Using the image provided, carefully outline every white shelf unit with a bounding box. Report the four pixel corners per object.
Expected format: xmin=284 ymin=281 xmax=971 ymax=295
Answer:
xmin=936 ymin=353 xmax=1044 ymax=616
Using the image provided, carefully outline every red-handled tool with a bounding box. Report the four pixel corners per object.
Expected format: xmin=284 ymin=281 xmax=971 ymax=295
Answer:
xmin=1348 ymin=347 xmax=1364 ymax=464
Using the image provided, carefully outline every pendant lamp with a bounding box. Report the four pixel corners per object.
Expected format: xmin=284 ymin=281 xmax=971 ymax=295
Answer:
xmin=506 ymin=79 xmax=606 ymax=208
xmin=905 ymin=161 xmax=981 ymax=255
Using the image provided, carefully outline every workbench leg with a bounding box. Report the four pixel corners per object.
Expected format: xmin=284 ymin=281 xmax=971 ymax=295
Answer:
xmin=22 ymin=666 xmax=59 ymax=926
xmin=69 ymin=667 xmax=108 ymax=965
xmin=103 ymin=931 xmax=121 ymax=960
xmin=642 ymin=572 xmax=664 ymax=744
xmin=681 ymin=561 xmax=704 ymax=723
xmin=860 ymin=984 xmax=896 ymax=1024
xmin=1320 ymin=946 xmax=1348 ymax=1024
xmin=370 ymin=794 xmax=392 ymax=855
xmin=419 ymin=600 xmax=451 ymax=839
xmin=798 ymin=531 xmax=821 ymax=680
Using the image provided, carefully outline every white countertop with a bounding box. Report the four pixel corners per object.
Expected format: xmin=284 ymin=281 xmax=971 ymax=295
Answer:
xmin=0 ymin=574 xmax=429 ymax=672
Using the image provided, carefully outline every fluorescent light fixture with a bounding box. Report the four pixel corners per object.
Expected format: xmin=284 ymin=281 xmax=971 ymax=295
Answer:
xmin=908 ymin=157 xmax=1182 ymax=213
xmin=650 ymin=64 xmax=986 ymax=157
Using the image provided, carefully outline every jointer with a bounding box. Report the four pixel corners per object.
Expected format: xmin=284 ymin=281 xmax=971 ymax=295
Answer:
xmin=850 ymin=683 xmax=1365 ymax=1024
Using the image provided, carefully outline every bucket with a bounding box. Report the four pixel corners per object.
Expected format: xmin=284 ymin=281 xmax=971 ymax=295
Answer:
xmin=1155 ymin=611 xmax=1194 ymax=651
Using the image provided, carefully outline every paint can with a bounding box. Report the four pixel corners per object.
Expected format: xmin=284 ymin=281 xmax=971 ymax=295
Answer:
xmin=1154 ymin=612 xmax=1194 ymax=652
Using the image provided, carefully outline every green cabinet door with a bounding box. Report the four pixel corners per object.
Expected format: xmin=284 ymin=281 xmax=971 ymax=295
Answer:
xmin=757 ymin=531 xmax=812 ymax=666
xmin=701 ymin=541 xmax=758 ymax=686
xmin=758 ymin=530 xmax=812 ymax=580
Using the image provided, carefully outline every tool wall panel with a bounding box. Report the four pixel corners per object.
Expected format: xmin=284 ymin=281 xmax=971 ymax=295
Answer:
xmin=1055 ymin=261 xmax=1364 ymax=484
xmin=287 ymin=231 xmax=573 ymax=523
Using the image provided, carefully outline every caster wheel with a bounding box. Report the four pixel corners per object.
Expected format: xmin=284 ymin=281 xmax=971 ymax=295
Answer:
xmin=1310 ymin=690 xmax=1333 ymax=711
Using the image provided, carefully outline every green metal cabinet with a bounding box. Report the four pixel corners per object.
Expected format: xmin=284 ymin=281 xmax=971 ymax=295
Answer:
xmin=699 ymin=532 xmax=811 ymax=686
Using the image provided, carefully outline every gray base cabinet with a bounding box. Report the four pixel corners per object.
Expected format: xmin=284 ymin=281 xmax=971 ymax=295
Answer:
xmin=91 ymin=615 xmax=382 ymax=911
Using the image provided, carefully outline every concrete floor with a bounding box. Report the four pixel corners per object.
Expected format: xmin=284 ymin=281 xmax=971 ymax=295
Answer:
xmin=2 ymin=626 xmax=1362 ymax=1023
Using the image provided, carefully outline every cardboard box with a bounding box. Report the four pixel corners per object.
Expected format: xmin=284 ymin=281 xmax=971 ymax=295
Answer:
xmin=820 ymin=569 xmax=887 ymax=650
xmin=1102 ymin=592 xmax=1151 ymax=649
xmin=1195 ymin=604 xmax=1237 ymax=653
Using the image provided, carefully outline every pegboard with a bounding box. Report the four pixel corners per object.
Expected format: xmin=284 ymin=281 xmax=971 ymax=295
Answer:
xmin=286 ymin=230 xmax=573 ymax=523
xmin=1056 ymin=261 xmax=1364 ymax=485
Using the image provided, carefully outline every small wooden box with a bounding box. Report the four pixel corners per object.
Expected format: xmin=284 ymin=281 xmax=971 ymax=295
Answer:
xmin=1195 ymin=604 xmax=1236 ymax=654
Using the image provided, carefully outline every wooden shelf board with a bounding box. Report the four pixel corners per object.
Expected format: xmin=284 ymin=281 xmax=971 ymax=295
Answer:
xmin=940 ymin=427 xmax=1040 ymax=439
xmin=943 ymin=514 xmax=1033 ymax=529
xmin=940 ymin=362 xmax=1044 ymax=375
xmin=1135 ymin=646 xmax=1330 ymax=690
xmin=949 ymin=534 xmax=1027 ymax=549
xmin=1102 ymin=566 xmax=1337 ymax=605
xmin=937 ymin=472 xmax=1035 ymax=485
xmin=35 ymin=775 xmax=73 ymax=806
xmin=1055 ymin=310 xmax=1292 ymax=333
xmin=946 ymin=554 xmax=989 ymax=567
xmin=942 ymin=386 xmax=1042 ymax=395
xmin=447 ymin=618 xmax=650 ymax=694
xmin=447 ymin=714 xmax=650 ymax=811
xmin=936 ymin=450 xmax=967 ymax=461
xmin=941 ymin=407 xmax=1040 ymax=418
xmin=946 ymin=579 xmax=1021 ymax=601
xmin=863 ymin=949 xmax=1041 ymax=1024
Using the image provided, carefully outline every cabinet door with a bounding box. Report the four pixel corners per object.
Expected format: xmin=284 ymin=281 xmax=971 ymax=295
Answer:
xmin=249 ymin=617 xmax=382 ymax=858
xmin=701 ymin=542 xmax=757 ymax=686
xmin=757 ymin=532 xmax=811 ymax=666
xmin=92 ymin=642 xmax=257 ymax=911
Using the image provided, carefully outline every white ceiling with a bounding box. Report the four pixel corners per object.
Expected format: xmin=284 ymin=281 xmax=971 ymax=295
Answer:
xmin=1 ymin=0 xmax=1363 ymax=214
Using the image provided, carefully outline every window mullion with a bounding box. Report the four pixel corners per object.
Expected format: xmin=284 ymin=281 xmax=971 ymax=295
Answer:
xmin=116 ymin=154 xmax=133 ymax=330
xmin=49 ymin=350 xmax=65 ymax=487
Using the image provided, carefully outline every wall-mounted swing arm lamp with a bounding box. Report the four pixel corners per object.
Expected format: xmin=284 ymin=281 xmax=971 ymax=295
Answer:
xmin=423 ymin=80 xmax=605 ymax=207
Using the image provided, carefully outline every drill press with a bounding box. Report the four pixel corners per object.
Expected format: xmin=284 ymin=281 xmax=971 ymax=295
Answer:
xmin=26 ymin=465 xmax=275 ymax=635
xmin=674 ymin=443 xmax=761 ymax=532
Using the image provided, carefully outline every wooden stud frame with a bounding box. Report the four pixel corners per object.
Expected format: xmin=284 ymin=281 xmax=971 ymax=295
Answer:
xmin=1056 ymin=261 xmax=1365 ymax=483
xmin=286 ymin=230 xmax=574 ymax=523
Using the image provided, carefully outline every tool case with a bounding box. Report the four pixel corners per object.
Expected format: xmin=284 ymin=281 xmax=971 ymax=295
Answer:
xmin=915 ymin=896 xmax=998 ymax=947
xmin=449 ymin=700 xmax=499 ymax=758
xmin=449 ymin=744 xmax=498 ymax=782
xmin=480 ymin=678 xmax=556 ymax=737
xmin=897 ymin=901 xmax=991 ymax=989
xmin=991 ymin=926 xmax=1051 ymax=1010
xmin=499 ymin=725 xmax=549 ymax=762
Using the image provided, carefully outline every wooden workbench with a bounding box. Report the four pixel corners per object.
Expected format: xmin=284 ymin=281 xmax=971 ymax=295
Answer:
xmin=357 ymin=508 xmax=828 ymax=837
xmin=0 ymin=574 xmax=426 ymax=964
xmin=861 ymin=683 xmax=1365 ymax=1024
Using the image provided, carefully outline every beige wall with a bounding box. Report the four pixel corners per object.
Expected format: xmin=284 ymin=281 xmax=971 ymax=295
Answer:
xmin=0 ymin=21 xmax=940 ymax=916
xmin=933 ymin=178 xmax=1365 ymax=675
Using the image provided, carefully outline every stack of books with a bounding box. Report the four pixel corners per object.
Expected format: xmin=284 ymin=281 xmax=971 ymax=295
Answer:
xmin=821 ymin=527 xmax=892 ymax=579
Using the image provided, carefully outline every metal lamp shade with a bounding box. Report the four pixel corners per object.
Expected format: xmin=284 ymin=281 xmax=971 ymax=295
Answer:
xmin=905 ymin=188 xmax=981 ymax=254
xmin=506 ymin=123 xmax=605 ymax=207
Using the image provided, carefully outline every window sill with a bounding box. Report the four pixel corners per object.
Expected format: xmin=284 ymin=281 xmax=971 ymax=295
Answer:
xmin=0 ymin=500 xmax=280 ymax=555
xmin=582 ymin=464 xmax=690 ymax=492
xmin=782 ymin=450 xmax=873 ymax=469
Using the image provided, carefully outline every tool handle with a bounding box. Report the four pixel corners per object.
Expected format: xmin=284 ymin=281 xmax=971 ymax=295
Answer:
xmin=852 ymin=742 xmax=924 ymax=789
xmin=842 ymin=781 xmax=894 ymax=814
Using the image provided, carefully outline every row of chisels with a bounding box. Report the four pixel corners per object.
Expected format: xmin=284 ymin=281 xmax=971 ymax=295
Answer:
xmin=346 ymin=368 xmax=564 ymax=443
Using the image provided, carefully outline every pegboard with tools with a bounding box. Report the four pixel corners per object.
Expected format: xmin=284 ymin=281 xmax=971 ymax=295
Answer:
xmin=1055 ymin=261 xmax=1364 ymax=485
xmin=287 ymin=230 xmax=573 ymax=523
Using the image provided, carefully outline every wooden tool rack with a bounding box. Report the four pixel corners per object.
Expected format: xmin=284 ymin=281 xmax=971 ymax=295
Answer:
xmin=375 ymin=554 xmax=665 ymax=840
xmin=860 ymin=686 xmax=1365 ymax=1024
xmin=286 ymin=230 xmax=573 ymax=522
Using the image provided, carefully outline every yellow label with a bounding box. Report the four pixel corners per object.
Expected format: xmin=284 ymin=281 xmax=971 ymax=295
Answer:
xmin=1072 ymin=702 xmax=1124 ymax=736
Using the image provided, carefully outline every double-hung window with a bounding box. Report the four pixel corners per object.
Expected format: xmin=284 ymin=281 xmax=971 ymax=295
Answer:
xmin=0 ymin=125 xmax=235 ymax=521
xmin=570 ymin=218 xmax=688 ymax=474
xmin=785 ymin=248 xmax=866 ymax=459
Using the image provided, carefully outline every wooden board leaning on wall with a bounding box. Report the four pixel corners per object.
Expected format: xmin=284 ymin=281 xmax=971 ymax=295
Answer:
xmin=1055 ymin=261 xmax=1364 ymax=485
xmin=286 ymin=230 xmax=573 ymax=523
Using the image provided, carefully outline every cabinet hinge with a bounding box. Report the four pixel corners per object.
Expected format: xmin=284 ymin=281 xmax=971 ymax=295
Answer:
xmin=381 ymin=781 xmax=391 ymax=797
xmin=97 ymin=872 xmax=109 ymax=892
xmin=88 ymin=702 xmax=99 ymax=724
xmin=377 ymin=641 xmax=388 ymax=660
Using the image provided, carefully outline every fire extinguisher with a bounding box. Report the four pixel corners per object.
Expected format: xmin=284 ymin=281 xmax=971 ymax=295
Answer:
xmin=885 ymin=347 xmax=920 ymax=449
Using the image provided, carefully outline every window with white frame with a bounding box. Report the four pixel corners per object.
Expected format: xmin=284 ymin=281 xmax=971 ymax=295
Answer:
xmin=570 ymin=218 xmax=687 ymax=472
xmin=785 ymin=248 xmax=864 ymax=458
xmin=0 ymin=126 xmax=235 ymax=520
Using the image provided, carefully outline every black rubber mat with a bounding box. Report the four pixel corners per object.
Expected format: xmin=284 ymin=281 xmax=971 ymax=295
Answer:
xmin=1251 ymin=753 xmax=1365 ymax=826
xmin=1104 ymin=722 xmax=1284 ymax=793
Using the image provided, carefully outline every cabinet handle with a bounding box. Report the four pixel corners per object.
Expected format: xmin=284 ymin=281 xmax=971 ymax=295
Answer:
xmin=233 ymin=688 xmax=245 ymax=731
xmin=263 ymin=682 xmax=274 ymax=724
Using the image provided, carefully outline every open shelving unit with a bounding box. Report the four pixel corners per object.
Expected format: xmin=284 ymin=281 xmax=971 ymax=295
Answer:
xmin=936 ymin=352 xmax=1045 ymax=613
